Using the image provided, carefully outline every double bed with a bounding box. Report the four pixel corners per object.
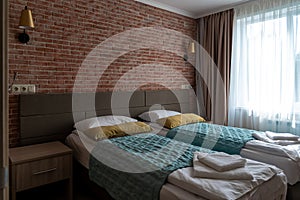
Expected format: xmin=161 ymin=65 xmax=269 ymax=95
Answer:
xmin=19 ymin=89 xmax=291 ymax=199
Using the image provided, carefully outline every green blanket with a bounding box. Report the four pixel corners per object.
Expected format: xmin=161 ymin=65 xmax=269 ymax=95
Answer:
xmin=89 ymin=133 xmax=211 ymax=200
xmin=166 ymin=123 xmax=257 ymax=154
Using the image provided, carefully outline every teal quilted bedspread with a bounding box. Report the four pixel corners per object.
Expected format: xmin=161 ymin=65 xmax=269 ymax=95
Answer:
xmin=89 ymin=133 xmax=211 ymax=200
xmin=166 ymin=123 xmax=257 ymax=155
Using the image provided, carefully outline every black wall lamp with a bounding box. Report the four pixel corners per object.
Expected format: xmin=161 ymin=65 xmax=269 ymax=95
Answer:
xmin=18 ymin=6 xmax=34 ymax=43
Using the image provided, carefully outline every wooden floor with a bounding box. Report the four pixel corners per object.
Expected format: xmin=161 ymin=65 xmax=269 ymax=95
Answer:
xmin=16 ymin=179 xmax=98 ymax=200
xmin=17 ymin=177 xmax=300 ymax=200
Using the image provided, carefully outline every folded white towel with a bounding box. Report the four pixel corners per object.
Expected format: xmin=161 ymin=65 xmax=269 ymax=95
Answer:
xmin=193 ymin=153 xmax=253 ymax=180
xmin=196 ymin=152 xmax=246 ymax=172
xmin=275 ymin=140 xmax=300 ymax=145
xmin=253 ymin=132 xmax=274 ymax=143
xmin=253 ymin=132 xmax=300 ymax=146
xmin=266 ymin=131 xmax=299 ymax=141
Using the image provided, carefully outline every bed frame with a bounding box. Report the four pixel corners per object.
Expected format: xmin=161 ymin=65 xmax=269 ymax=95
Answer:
xmin=19 ymin=89 xmax=197 ymax=146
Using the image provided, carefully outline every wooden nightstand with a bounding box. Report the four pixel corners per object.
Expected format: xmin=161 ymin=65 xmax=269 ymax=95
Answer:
xmin=9 ymin=141 xmax=72 ymax=200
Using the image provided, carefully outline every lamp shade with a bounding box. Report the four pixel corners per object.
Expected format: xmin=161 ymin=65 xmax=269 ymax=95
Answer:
xmin=19 ymin=6 xmax=34 ymax=29
xmin=189 ymin=42 xmax=195 ymax=53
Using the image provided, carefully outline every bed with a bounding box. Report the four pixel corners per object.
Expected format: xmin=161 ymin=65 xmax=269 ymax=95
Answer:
xmin=65 ymin=130 xmax=287 ymax=200
xmin=18 ymin=90 xmax=288 ymax=199
xmin=141 ymin=110 xmax=300 ymax=186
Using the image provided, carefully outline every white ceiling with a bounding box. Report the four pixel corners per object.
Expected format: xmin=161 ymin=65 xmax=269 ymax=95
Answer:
xmin=136 ymin=0 xmax=252 ymax=18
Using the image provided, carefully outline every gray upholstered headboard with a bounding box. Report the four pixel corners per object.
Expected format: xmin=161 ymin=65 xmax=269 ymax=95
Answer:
xmin=19 ymin=89 xmax=197 ymax=145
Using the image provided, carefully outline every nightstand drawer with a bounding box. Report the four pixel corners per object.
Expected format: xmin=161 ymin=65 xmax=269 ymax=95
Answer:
xmin=15 ymin=154 xmax=71 ymax=191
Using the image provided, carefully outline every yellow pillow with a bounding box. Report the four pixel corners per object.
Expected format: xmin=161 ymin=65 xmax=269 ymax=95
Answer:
xmin=83 ymin=122 xmax=153 ymax=141
xmin=157 ymin=113 xmax=205 ymax=129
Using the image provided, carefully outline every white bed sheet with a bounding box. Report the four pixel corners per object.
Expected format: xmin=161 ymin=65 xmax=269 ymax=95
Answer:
xmin=66 ymin=133 xmax=287 ymax=200
xmin=240 ymin=140 xmax=300 ymax=185
xmin=168 ymin=165 xmax=286 ymax=200
xmin=66 ymin=131 xmax=94 ymax=168
xmin=241 ymin=148 xmax=300 ymax=185
xmin=245 ymin=140 xmax=300 ymax=161
xmin=145 ymin=122 xmax=169 ymax=136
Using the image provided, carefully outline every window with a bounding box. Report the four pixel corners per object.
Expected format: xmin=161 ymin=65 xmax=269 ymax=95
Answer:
xmin=228 ymin=1 xmax=300 ymax=134
xmin=296 ymin=54 xmax=300 ymax=101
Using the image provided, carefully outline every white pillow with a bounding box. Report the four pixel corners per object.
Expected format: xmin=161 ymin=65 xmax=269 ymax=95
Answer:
xmin=74 ymin=115 xmax=137 ymax=132
xmin=138 ymin=110 xmax=181 ymax=122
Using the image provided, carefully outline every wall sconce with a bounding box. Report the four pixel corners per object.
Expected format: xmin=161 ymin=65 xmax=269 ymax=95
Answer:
xmin=183 ymin=41 xmax=195 ymax=61
xmin=189 ymin=41 xmax=195 ymax=54
xmin=18 ymin=6 xmax=34 ymax=43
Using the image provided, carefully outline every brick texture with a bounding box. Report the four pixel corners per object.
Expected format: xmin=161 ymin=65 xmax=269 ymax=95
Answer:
xmin=8 ymin=0 xmax=197 ymax=147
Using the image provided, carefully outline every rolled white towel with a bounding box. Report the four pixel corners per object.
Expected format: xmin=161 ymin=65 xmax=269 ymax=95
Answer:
xmin=193 ymin=153 xmax=253 ymax=180
xmin=196 ymin=152 xmax=246 ymax=172
xmin=266 ymin=131 xmax=299 ymax=141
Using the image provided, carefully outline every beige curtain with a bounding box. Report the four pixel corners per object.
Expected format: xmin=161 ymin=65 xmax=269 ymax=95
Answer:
xmin=196 ymin=9 xmax=234 ymax=125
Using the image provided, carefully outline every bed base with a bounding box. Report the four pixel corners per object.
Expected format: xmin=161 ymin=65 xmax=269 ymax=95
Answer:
xmin=73 ymin=159 xmax=114 ymax=200
xmin=287 ymin=182 xmax=300 ymax=200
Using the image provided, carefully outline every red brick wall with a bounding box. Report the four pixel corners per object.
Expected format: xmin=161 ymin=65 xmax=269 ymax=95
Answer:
xmin=8 ymin=0 xmax=197 ymax=147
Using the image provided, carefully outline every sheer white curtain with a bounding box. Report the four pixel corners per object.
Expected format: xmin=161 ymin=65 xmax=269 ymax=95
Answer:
xmin=229 ymin=0 xmax=300 ymax=135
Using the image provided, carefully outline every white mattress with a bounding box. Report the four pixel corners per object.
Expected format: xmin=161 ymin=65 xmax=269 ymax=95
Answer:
xmin=66 ymin=133 xmax=287 ymax=200
xmin=66 ymin=131 xmax=95 ymax=168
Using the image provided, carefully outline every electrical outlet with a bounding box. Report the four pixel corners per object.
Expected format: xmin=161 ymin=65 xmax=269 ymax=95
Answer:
xmin=21 ymin=85 xmax=28 ymax=93
xmin=11 ymin=84 xmax=36 ymax=94
xmin=12 ymin=85 xmax=21 ymax=93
